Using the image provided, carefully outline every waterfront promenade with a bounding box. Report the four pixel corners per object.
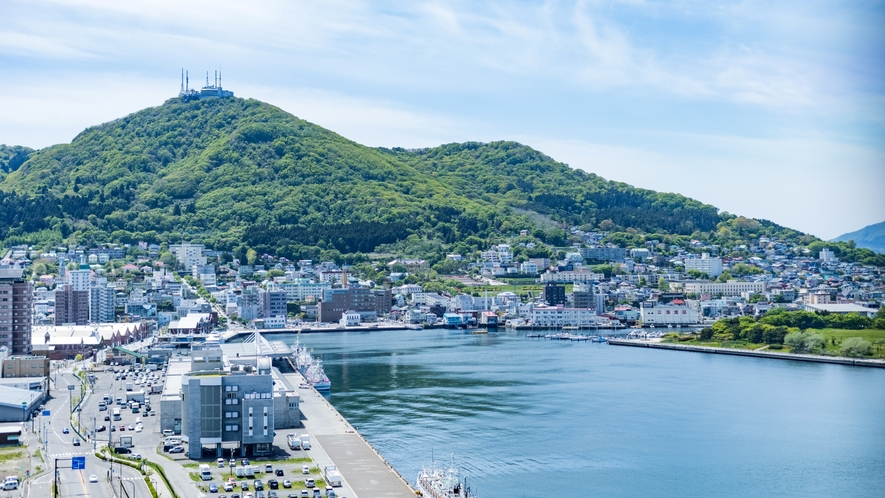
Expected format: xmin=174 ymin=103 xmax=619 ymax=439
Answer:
xmin=609 ymin=339 xmax=885 ymax=368
xmin=279 ymin=370 xmax=416 ymax=498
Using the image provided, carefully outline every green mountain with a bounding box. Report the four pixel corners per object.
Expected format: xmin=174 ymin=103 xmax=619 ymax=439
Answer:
xmin=833 ymin=221 xmax=885 ymax=254
xmin=0 ymin=96 xmax=855 ymax=265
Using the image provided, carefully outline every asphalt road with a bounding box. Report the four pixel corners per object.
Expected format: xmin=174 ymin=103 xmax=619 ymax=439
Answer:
xmin=25 ymin=368 xmax=150 ymax=498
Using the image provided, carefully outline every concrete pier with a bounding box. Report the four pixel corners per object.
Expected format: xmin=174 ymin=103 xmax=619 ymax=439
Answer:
xmin=608 ymin=339 xmax=885 ymax=368
xmin=279 ymin=369 xmax=416 ymax=498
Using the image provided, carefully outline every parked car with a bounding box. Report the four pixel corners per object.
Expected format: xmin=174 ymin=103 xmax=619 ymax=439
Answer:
xmin=282 ymin=480 xmax=291 ymax=488
xmin=275 ymin=469 xmax=284 ymax=477
xmin=241 ymin=481 xmax=249 ymax=491
xmin=62 ymin=428 xmax=69 ymax=434
xmin=268 ymin=479 xmax=278 ymax=489
xmin=72 ymin=438 xmax=80 ymax=446
xmin=169 ymin=446 xmax=185 ymax=454
xmin=224 ymin=483 xmax=235 ymax=492
xmin=265 ymin=465 xmax=273 ymax=473
xmin=120 ymin=425 xmax=126 ymax=431
xmin=104 ymin=415 xmax=111 ymax=421
xmin=96 ymin=425 xmax=106 ymax=432
xmin=305 ymin=479 xmax=314 ymax=488
xmin=301 ymin=465 xmax=309 ymax=475
xmin=209 ymin=483 xmax=219 ymax=493
xmin=254 ymin=480 xmax=264 ymax=491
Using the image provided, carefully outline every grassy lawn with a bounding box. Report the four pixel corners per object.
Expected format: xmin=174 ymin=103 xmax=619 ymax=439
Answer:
xmin=665 ymin=328 xmax=885 ymax=359
xmin=817 ymin=328 xmax=885 ymax=359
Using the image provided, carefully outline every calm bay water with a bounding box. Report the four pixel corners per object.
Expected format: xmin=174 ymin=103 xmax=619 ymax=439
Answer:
xmin=280 ymin=328 xmax=885 ymax=497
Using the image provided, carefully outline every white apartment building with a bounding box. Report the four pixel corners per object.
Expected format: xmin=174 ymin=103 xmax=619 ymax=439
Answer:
xmin=170 ymin=243 xmax=207 ymax=271
xmin=640 ymin=301 xmax=700 ymax=326
xmin=519 ymin=262 xmax=538 ymax=274
xmin=268 ymin=280 xmax=332 ymax=302
xmin=682 ymin=280 xmax=766 ymax=297
xmin=540 ymin=271 xmax=605 ymax=284
xmin=530 ymin=305 xmax=599 ymax=327
xmin=67 ymin=266 xmax=91 ymax=292
xmin=683 ymin=253 xmax=723 ymax=277
xmin=819 ymin=249 xmax=838 ymax=263
xmin=480 ymin=244 xmax=513 ymax=264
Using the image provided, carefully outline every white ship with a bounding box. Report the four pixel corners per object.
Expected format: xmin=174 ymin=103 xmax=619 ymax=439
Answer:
xmin=293 ymin=340 xmax=331 ymax=392
xmin=416 ymin=456 xmax=476 ymax=498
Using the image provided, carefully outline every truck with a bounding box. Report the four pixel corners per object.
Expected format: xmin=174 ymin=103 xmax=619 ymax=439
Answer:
xmin=300 ymin=434 xmax=311 ymax=450
xmin=245 ymin=465 xmax=256 ymax=478
xmin=150 ymin=384 xmax=163 ymax=394
xmin=199 ymin=464 xmax=212 ymax=481
xmin=126 ymin=391 xmax=146 ymax=403
xmin=113 ymin=408 xmax=121 ymax=421
xmin=323 ymin=466 xmax=342 ymax=487
xmin=125 ymin=382 xmax=133 ymax=391
xmin=287 ymin=433 xmax=301 ymax=450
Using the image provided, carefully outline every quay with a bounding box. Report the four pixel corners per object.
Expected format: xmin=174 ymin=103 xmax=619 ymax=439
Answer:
xmin=608 ymin=339 xmax=885 ymax=368
xmin=278 ymin=366 xmax=416 ymax=498
xmin=222 ymin=323 xmax=420 ymax=341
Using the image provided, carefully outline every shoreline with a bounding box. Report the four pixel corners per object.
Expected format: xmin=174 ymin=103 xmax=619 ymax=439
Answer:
xmin=608 ymin=339 xmax=885 ymax=368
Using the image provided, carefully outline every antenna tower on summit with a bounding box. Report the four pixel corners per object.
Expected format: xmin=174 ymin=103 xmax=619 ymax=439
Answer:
xmin=179 ymin=68 xmax=234 ymax=101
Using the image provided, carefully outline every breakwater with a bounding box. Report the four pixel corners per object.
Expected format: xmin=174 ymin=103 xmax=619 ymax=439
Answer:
xmin=608 ymin=339 xmax=885 ymax=368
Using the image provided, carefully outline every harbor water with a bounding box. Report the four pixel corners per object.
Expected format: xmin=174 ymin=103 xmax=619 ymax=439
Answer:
xmin=282 ymin=328 xmax=885 ymax=498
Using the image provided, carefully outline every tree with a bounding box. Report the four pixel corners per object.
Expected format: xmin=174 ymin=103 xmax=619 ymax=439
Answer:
xmin=784 ymin=331 xmax=824 ymax=354
xmin=246 ymin=248 xmax=258 ymax=266
xmin=748 ymin=293 xmax=766 ymax=303
xmin=687 ymin=269 xmax=709 ymax=280
xmin=840 ymin=337 xmax=872 ymax=357
xmin=658 ymin=277 xmax=669 ymax=291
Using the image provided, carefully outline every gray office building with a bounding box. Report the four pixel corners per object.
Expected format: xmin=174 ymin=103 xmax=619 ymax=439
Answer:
xmin=162 ymin=342 xmax=301 ymax=459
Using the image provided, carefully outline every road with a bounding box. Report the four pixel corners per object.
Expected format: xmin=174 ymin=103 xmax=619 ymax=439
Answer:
xmin=25 ymin=368 xmax=150 ymax=498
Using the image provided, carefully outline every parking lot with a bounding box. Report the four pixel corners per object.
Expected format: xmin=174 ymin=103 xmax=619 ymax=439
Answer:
xmin=83 ymin=364 xmax=348 ymax=498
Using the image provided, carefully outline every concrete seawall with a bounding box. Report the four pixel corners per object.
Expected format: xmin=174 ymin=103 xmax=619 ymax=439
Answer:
xmin=608 ymin=340 xmax=885 ymax=369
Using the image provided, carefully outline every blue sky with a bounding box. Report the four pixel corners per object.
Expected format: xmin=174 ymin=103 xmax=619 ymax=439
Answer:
xmin=1 ymin=0 xmax=883 ymax=239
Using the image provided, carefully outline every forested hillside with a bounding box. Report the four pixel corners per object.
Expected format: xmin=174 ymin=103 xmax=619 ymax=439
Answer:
xmin=0 ymin=96 xmax=837 ymax=264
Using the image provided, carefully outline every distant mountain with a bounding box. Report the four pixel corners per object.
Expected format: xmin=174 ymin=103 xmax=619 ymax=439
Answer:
xmin=833 ymin=221 xmax=885 ymax=254
xmin=0 ymin=96 xmax=823 ymax=264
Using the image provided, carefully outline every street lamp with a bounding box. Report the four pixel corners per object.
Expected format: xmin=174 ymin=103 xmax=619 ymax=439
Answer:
xmin=118 ymin=475 xmax=135 ymax=498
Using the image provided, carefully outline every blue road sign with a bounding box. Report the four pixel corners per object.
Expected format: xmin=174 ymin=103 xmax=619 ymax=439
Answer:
xmin=42 ymin=410 xmax=51 ymax=416
xmin=67 ymin=385 xmax=76 ymax=391
xmin=72 ymin=456 xmax=86 ymax=470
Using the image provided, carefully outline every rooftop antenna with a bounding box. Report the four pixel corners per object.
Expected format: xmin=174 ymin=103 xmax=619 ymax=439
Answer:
xmin=186 ymin=70 xmax=189 ymax=91
xmin=206 ymin=71 xmax=209 ymax=87
xmin=180 ymin=69 xmax=184 ymax=93
xmin=215 ymin=70 xmax=217 ymax=88
xmin=219 ymin=68 xmax=222 ymax=88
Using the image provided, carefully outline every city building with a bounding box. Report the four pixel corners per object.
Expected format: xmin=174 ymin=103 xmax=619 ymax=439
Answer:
xmin=167 ymin=313 xmax=216 ymax=335
xmin=55 ymin=285 xmax=89 ymax=325
xmin=530 ymin=305 xmax=600 ymax=327
xmin=542 ymin=282 xmax=566 ymax=306
xmin=0 ymin=268 xmax=32 ymax=355
xmin=571 ymin=282 xmax=594 ymax=309
xmin=2 ymin=356 xmax=49 ymax=378
xmin=580 ymin=247 xmax=627 ymax=262
xmin=262 ymin=290 xmax=287 ymax=319
xmin=89 ymin=282 xmax=116 ymax=323
xmin=819 ymin=249 xmax=838 ymax=263
xmin=541 ymin=271 xmax=605 ymax=284
xmin=161 ymin=339 xmax=301 ymax=458
xmin=170 ymin=242 xmax=207 ymax=271
xmin=640 ymin=300 xmax=700 ymax=326
xmin=684 ymin=253 xmax=723 ymax=278
xmin=318 ymin=287 xmax=392 ymax=323
xmin=681 ymin=280 xmax=766 ymax=297
xmin=267 ymin=281 xmax=331 ymax=302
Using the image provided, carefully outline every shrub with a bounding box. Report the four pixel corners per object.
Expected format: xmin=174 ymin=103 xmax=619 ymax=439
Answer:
xmin=784 ymin=331 xmax=824 ymax=354
xmin=840 ymin=337 xmax=872 ymax=357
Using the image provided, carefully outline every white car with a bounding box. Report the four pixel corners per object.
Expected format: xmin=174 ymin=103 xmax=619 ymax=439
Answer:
xmin=134 ymin=425 xmax=143 ymax=433
xmin=89 ymin=475 xmax=98 ymax=483
xmin=302 ymin=465 xmax=310 ymax=474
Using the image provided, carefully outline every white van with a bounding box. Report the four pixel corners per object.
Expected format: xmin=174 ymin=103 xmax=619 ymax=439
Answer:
xmin=1 ymin=476 xmax=19 ymax=490
xmin=199 ymin=464 xmax=212 ymax=481
xmin=162 ymin=429 xmax=174 ymax=437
